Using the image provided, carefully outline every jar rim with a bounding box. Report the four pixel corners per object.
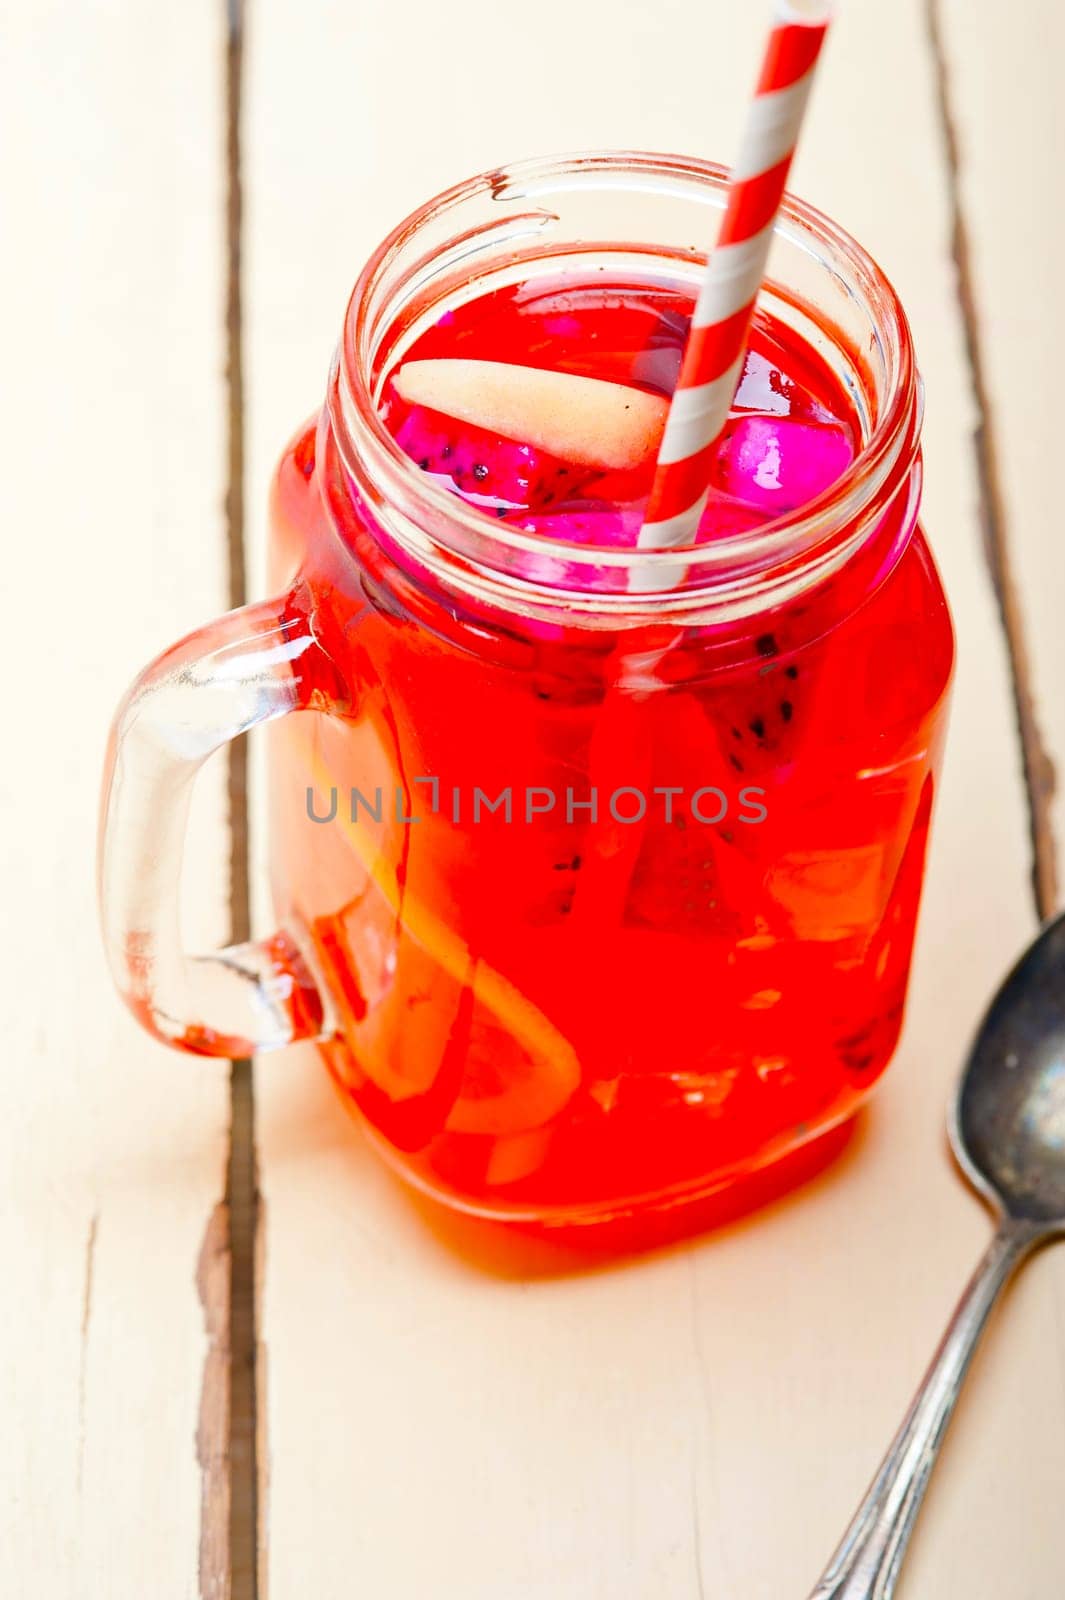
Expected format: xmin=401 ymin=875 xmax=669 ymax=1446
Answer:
xmin=331 ymin=149 xmax=921 ymax=618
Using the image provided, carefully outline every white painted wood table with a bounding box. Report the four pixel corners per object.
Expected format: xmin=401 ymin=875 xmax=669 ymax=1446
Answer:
xmin=3 ymin=2 xmax=1064 ymax=1594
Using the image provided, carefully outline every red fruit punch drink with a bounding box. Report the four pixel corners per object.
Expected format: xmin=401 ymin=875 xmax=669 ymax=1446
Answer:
xmin=264 ymin=155 xmax=952 ymax=1224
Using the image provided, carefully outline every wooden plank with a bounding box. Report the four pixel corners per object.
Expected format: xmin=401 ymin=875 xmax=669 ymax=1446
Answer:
xmin=0 ymin=4 xmax=232 ymax=1594
xmin=245 ymin=2 xmax=1064 ymax=1593
xmin=932 ymin=0 xmax=1064 ymax=911
xmin=890 ymin=2 xmax=1065 ymax=1577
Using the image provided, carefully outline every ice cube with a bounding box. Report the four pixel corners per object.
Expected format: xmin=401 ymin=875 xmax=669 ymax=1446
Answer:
xmin=714 ymin=416 xmax=854 ymax=515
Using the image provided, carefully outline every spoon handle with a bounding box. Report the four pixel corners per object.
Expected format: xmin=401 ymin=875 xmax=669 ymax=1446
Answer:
xmin=806 ymin=1218 xmax=1038 ymax=1599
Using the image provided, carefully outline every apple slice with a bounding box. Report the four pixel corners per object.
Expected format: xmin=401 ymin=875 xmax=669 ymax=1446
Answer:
xmin=392 ymin=358 xmax=668 ymax=473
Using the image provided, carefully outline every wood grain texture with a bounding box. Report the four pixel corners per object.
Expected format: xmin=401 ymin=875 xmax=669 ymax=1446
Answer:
xmin=239 ymin=2 xmax=1065 ymax=1595
xmin=0 ymin=4 xmax=231 ymax=1595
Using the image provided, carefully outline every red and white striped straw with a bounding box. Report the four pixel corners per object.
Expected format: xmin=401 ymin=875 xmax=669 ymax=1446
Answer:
xmin=633 ymin=0 xmax=833 ymax=591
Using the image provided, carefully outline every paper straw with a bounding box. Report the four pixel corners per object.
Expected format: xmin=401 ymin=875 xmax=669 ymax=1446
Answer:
xmin=632 ymin=0 xmax=833 ymax=591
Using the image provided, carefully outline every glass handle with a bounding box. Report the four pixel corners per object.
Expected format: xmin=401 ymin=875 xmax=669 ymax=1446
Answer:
xmin=98 ymin=587 xmax=335 ymax=1057
xmin=806 ymin=1218 xmax=1038 ymax=1599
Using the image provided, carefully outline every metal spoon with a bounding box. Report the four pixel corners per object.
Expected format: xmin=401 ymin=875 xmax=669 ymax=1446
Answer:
xmin=806 ymin=912 xmax=1065 ymax=1599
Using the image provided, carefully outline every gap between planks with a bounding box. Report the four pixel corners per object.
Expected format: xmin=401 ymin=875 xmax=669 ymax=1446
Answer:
xmin=198 ymin=0 xmax=261 ymax=1597
xmin=926 ymin=0 xmax=1059 ymax=919
xmin=224 ymin=0 xmax=261 ymax=1587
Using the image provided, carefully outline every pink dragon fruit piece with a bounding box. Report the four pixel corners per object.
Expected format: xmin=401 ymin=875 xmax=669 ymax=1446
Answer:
xmin=512 ymin=504 xmax=646 ymax=548
xmin=391 ymin=401 xmax=595 ymax=510
xmin=713 ymin=416 xmax=854 ymax=516
xmin=503 ymin=503 xmax=644 ymax=594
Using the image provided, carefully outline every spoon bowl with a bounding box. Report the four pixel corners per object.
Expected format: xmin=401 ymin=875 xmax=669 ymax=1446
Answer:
xmin=951 ymin=912 xmax=1065 ymax=1226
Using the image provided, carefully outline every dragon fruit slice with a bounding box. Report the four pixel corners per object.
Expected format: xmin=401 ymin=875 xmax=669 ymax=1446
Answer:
xmin=393 ymin=358 xmax=669 ymax=472
xmin=701 ymin=617 xmax=816 ymax=788
xmin=713 ymin=416 xmax=854 ymax=515
xmin=391 ymin=402 xmax=593 ymax=510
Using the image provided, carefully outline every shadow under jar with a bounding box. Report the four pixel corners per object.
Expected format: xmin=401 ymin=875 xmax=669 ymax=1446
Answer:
xmin=100 ymin=152 xmax=954 ymax=1227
